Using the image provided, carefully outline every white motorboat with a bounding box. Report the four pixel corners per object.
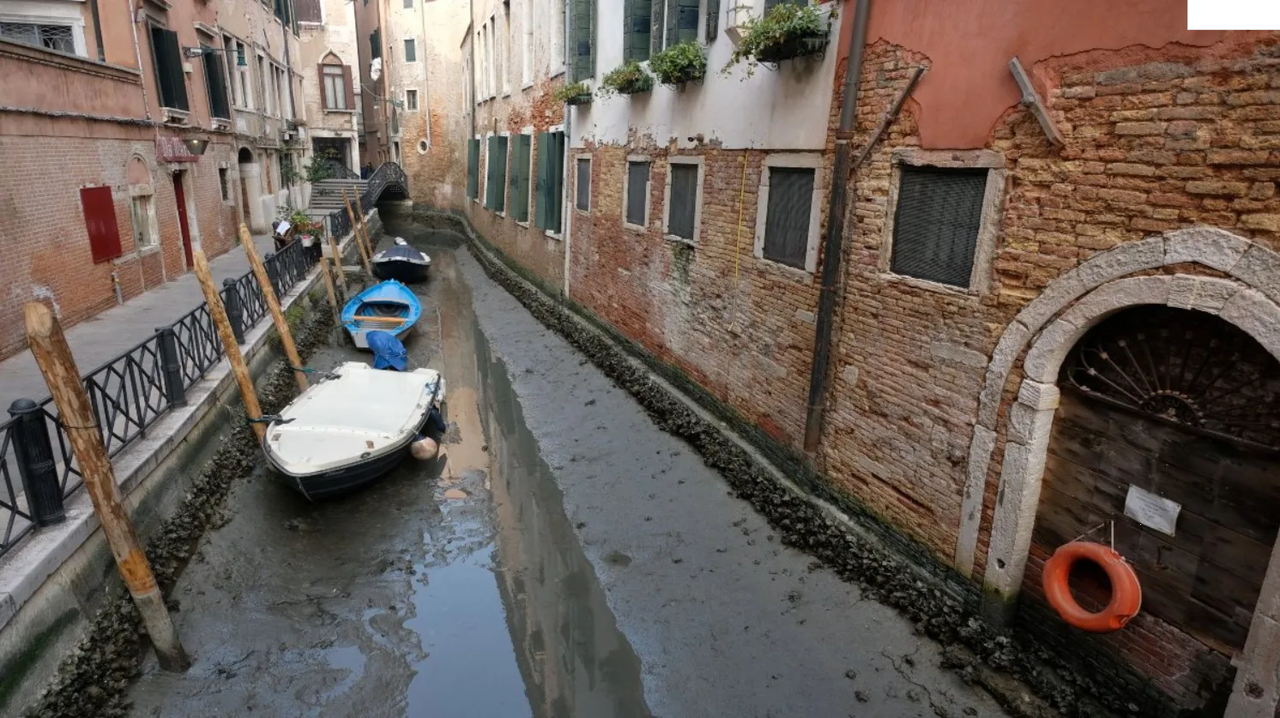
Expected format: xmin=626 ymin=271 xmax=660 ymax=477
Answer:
xmin=263 ymin=362 xmax=445 ymax=500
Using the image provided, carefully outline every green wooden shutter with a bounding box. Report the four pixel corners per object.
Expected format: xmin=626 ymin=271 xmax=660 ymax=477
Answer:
xmin=467 ymin=139 xmax=480 ymax=199
xmin=548 ymin=131 xmax=564 ymax=232
xmin=496 ymin=136 xmax=509 ymax=212
xmin=624 ymin=0 xmax=651 ymax=63
xmin=650 ymin=0 xmax=665 ymax=56
xmin=570 ymin=0 xmax=594 ymax=81
xmin=534 ymin=132 xmax=550 ymax=229
xmin=513 ymin=135 xmax=531 ymax=222
xmin=675 ymin=0 xmax=699 ymax=44
xmin=484 ymin=136 xmax=497 ymax=208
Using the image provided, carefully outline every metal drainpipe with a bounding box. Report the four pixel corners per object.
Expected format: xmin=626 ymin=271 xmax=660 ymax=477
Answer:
xmin=560 ymin=0 xmax=572 ymax=299
xmin=129 ymin=0 xmax=152 ymax=121
xmin=801 ymin=0 xmax=871 ymax=454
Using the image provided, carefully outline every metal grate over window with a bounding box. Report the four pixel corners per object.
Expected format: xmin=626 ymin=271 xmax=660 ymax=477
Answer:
xmin=668 ymin=163 xmax=698 ymax=240
xmin=890 ymin=165 xmax=988 ymax=288
xmin=762 ymin=167 xmax=814 ymax=270
xmin=626 ymin=161 xmax=649 ymax=226
xmin=576 ymin=158 xmax=590 ymax=211
xmin=2 ymin=22 xmax=74 ymax=54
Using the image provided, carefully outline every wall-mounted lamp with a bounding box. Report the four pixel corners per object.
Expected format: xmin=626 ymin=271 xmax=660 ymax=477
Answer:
xmin=183 ymin=46 xmax=226 ymax=59
xmin=183 ymin=139 xmax=210 ymax=155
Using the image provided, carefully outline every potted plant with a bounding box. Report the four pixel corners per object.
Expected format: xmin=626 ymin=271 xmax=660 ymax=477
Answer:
xmin=599 ymin=61 xmax=654 ymax=96
xmin=289 ymin=210 xmax=321 ymax=248
xmin=554 ymin=80 xmax=594 ymax=105
xmin=649 ymin=41 xmax=707 ymax=86
xmin=723 ymin=2 xmax=830 ymax=76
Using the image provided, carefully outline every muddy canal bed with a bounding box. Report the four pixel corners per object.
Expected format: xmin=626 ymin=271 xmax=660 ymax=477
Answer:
xmin=125 ymin=220 xmax=1011 ymax=718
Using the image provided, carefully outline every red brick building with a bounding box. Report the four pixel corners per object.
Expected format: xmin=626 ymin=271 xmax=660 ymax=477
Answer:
xmin=454 ymin=0 xmax=1280 ymax=714
xmin=0 ymin=0 xmax=309 ymax=360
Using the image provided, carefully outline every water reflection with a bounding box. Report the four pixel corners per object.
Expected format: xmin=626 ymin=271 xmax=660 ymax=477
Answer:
xmin=471 ymin=311 xmax=653 ymax=718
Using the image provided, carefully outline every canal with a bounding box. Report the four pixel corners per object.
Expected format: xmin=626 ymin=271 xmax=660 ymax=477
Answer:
xmin=125 ymin=216 xmax=1012 ymax=718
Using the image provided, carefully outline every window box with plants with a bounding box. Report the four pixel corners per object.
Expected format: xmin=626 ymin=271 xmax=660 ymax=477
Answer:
xmin=554 ymin=81 xmax=594 ymax=105
xmin=724 ymin=2 xmax=831 ymax=75
xmin=600 ymin=61 xmax=654 ymax=97
xmin=650 ymin=41 xmax=707 ymax=87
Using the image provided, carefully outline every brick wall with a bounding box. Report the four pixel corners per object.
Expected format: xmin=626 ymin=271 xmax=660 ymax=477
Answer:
xmin=483 ymin=27 xmax=1280 ymax=710
xmin=0 ymin=121 xmax=241 ymax=361
xmin=465 ymin=76 xmax=568 ymax=290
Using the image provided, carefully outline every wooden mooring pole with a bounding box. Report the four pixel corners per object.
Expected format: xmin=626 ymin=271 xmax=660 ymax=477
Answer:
xmin=353 ymin=191 xmax=376 ymax=258
xmin=344 ymin=192 xmax=375 ymax=282
xmin=192 ymin=248 xmax=265 ymax=441
xmin=239 ymin=225 xmax=307 ymax=392
xmin=23 ymin=302 xmax=190 ymax=672
xmin=325 ymin=232 xmax=347 ymax=295
xmin=319 ymin=255 xmax=342 ymax=325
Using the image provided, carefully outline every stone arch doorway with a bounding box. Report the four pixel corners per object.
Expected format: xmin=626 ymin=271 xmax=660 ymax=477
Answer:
xmin=963 ymin=228 xmax=1280 ymax=716
xmin=237 ymin=147 xmax=264 ymax=233
xmin=1026 ymin=304 xmax=1280 ymax=712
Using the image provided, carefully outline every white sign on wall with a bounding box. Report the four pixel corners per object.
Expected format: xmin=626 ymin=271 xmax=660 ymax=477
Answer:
xmin=1124 ymin=486 xmax=1181 ymax=537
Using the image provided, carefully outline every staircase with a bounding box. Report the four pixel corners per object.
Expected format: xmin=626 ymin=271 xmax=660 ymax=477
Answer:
xmin=307 ymin=178 xmax=369 ymax=220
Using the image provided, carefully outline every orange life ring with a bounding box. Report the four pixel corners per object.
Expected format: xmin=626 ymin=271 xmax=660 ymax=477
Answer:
xmin=1042 ymin=541 xmax=1142 ymax=633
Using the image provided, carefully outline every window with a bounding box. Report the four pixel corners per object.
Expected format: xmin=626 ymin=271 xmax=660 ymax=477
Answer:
xmin=575 ymin=156 xmax=590 ymax=211
xmin=404 ymin=0 xmax=413 ymax=7
xmin=552 ymin=0 xmax=565 ymax=72
xmin=622 ymin=0 xmax=650 ymax=62
xmin=129 ymin=194 xmax=157 ymax=250
xmin=321 ymin=62 xmax=352 ymax=110
xmin=535 ymin=131 xmax=565 ymax=232
xmin=80 ymin=186 xmax=123 ymax=263
xmin=485 ymin=135 xmax=509 ymax=212
xmin=888 ymin=164 xmax=992 ymax=288
xmin=640 ymin=0 xmax=698 ymax=58
xmin=218 ymin=168 xmax=231 ymax=202
xmin=369 ymin=28 xmax=381 ymax=60
xmin=624 ymin=160 xmax=650 ymax=228
xmin=510 ymin=134 xmax=532 ymax=222
xmin=1 ymin=22 xmax=75 ymax=54
xmin=202 ymin=49 xmax=231 ymax=120
xmin=404 ymin=38 xmax=416 ymax=62
xmin=467 ymin=138 xmax=480 ymax=200
xmin=257 ymin=55 xmax=268 ymax=111
xmin=500 ymin=2 xmax=510 ymax=93
xmin=665 ymin=159 xmax=702 ymax=242
xmin=417 ymin=139 xmax=429 ymax=154
xmin=406 ymin=89 xmax=418 ymax=111
xmin=149 ymin=25 xmax=189 ymax=111
xmin=568 ymin=0 xmax=592 ymax=81
xmin=522 ymin=0 xmax=532 ymax=85
xmin=754 ymin=155 xmax=823 ymax=272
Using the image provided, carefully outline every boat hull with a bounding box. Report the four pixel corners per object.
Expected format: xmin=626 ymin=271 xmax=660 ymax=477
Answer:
xmin=269 ymin=442 xmax=414 ymax=500
xmin=267 ymin=407 xmax=432 ymax=500
xmin=372 ymin=259 xmax=429 ymax=283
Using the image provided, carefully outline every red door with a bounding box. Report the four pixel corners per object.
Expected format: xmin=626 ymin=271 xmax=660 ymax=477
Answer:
xmin=173 ymin=172 xmax=194 ymax=268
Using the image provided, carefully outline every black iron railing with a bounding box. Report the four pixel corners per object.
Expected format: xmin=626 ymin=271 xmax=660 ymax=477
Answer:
xmin=0 ymin=237 xmax=318 ymax=558
xmin=362 ymin=162 xmax=408 ymax=210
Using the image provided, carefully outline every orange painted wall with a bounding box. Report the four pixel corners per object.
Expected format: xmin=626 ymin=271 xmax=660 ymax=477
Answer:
xmin=834 ymin=0 xmax=1267 ymax=148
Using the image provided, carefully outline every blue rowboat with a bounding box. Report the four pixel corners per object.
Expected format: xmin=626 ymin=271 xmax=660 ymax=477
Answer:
xmin=341 ymin=280 xmax=420 ymax=349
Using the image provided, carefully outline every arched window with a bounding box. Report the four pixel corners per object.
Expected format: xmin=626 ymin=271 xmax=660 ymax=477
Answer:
xmin=319 ymin=53 xmax=352 ymax=111
xmin=1062 ymin=305 xmax=1280 ymax=450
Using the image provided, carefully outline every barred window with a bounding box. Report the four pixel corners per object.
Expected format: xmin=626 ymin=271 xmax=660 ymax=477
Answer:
xmin=762 ymin=167 xmax=815 ymax=270
xmin=625 ymin=161 xmax=650 ymax=227
xmin=666 ymin=162 xmax=699 ymax=241
xmin=1 ymin=22 xmax=74 ymax=54
xmin=576 ymin=157 xmax=591 ymax=211
xmin=889 ymin=166 xmax=988 ymax=288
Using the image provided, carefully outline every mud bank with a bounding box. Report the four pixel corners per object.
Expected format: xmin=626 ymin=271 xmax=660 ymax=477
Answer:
xmin=404 ymin=205 xmax=1175 ymax=718
xmin=22 ymin=307 xmax=335 ymax=718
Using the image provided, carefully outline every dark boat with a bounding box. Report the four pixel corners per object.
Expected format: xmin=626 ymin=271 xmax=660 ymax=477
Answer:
xmin=263 ymin=362 xmax=445 ymax=500
xmin=372 ymin=237 xmax=431 ymax=283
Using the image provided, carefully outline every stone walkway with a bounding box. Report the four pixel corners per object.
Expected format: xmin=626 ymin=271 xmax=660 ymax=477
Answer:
xmin=0 ymin=235 xmax=275 ymax=408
